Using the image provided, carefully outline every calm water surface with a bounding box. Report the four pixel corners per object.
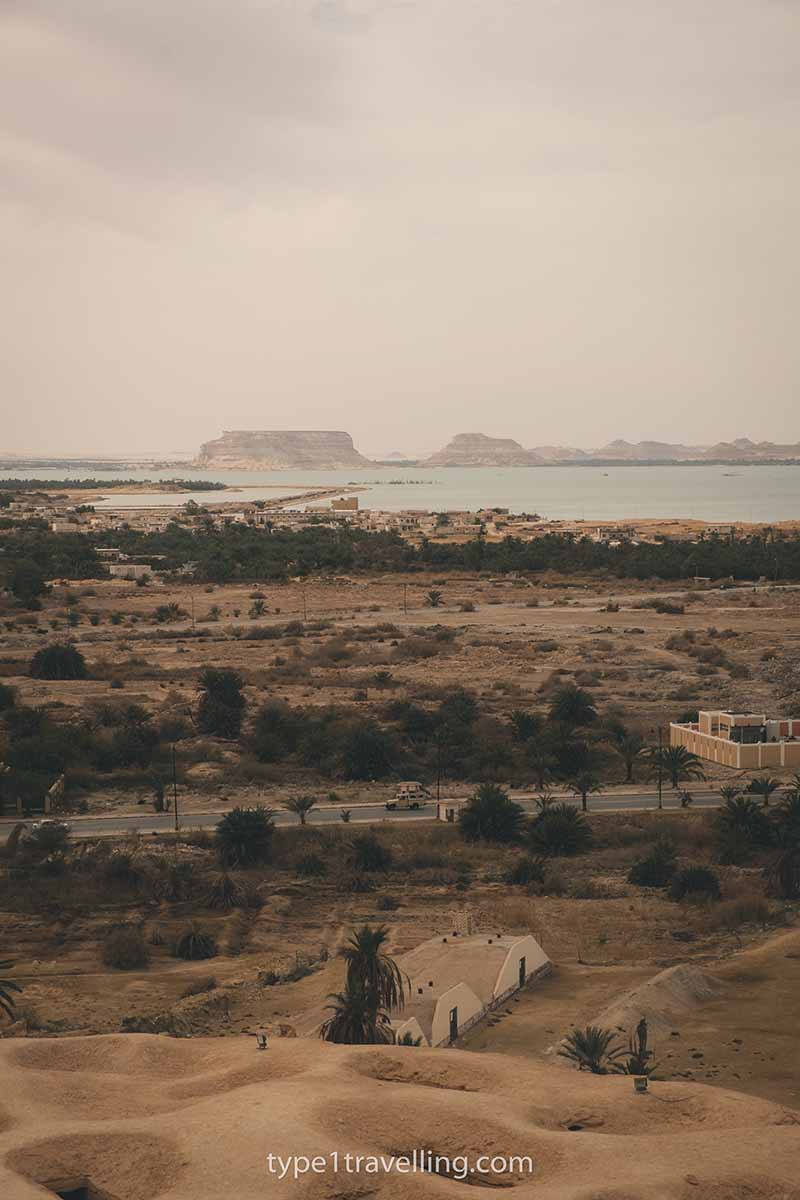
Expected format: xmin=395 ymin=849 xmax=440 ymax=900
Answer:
xmin=2 ymin=465 xmax=799 ymax=522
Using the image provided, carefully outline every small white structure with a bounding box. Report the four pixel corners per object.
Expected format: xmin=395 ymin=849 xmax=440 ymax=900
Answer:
xmin=108 ymin=563 xmax=152 ymax=581
xmin=392 ymin=932 xmax=550 ymax=1047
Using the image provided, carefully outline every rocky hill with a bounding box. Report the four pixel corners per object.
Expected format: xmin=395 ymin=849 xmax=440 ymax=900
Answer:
xmin=702 ymin=437 xmax=800 ymax=460
xmin=595 ymin=437 xmax=800 ymax=461
xmin=595 ymin=439 xmax=700 ymax=460
xmin=423 ymin=433 xmax=545 ymax=467
xmin=531 ymin=444 xmax=590 ymax=461
xmin=195 ymin=430 xmax=371 ymax=470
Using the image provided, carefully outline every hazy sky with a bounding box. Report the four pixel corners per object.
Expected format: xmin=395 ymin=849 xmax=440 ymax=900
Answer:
xmin=2 ymin=0 xmax=799 ymax=458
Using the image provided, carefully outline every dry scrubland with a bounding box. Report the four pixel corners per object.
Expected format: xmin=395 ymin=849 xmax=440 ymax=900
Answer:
xmin=3 ymin=570 xmax=800 ymax=1200
xmin=2 ymin=571 xmax=799 ymax=812
xmin=4 ymin=811 xmax=800 ymax=1110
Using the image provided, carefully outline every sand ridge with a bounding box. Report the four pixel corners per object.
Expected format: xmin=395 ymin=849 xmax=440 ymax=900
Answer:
xmin=1 ymin=1034 xmax=799 ymax=1200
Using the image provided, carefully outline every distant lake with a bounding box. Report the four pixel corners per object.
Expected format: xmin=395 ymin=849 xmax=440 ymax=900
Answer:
xmin=3 ymin=464 xmax=800 ymax=522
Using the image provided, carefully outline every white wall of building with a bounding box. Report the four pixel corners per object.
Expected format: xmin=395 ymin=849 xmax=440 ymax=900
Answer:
xmin=494 ymin=935 xmax=551 ymax=1001
xmin=430 ymin=982 xmax=484 ymax=1047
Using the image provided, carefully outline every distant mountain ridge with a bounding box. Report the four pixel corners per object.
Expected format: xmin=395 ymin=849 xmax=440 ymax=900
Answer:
xmin=192 ymin=430 xmax=800 ymax=470
xmin=423 ymin=433 xmax=545 ymax=466
xmin=422 ymin=434 xmax=800 ymax=465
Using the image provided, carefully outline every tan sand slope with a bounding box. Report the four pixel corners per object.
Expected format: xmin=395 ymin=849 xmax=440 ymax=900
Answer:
xmin=1 ymin=1034 xmax=799 ymax=1200
xmin=591 ymin=963 xmax=726 ymax=1038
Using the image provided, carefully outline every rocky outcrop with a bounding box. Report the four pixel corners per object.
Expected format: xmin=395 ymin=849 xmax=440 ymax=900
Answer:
xmin=195 ymin=430 xmax=371 ymax=470
xmin=531 ymin=445 xmax=590 ymax=461
xmin=423 ymin=433 xmax=545 ymax=467
xmin=701 ymin=438 xmax=800 ymax=460
xmin=595 ymin=439 xmax=700 ymax=461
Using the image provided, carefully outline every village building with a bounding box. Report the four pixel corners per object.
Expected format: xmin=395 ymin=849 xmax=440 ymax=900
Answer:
xmin=391 ymin=931 xmax=551 ymax=1046
xmin=671 ymin=710 xmax=800 ymax=769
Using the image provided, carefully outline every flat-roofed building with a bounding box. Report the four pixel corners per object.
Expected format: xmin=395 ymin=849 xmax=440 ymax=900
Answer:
xmin=671 ymin=710 xmax=800 ymax=769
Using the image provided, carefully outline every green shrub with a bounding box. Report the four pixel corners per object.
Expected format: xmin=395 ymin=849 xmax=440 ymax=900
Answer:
xmin=216 ymin=806 xmax=274 ymax=867
xmin=529 ymin=804 xmax=592 ymax=856
xmin=627 ymin=840 xmax=677 ymax=888
xmin=348 ymin=831 xmax=392 ymax=873
xmin=29 ymin=643 xmax=87 ymax=680
xmin=505 ymin=855 xmax=547 ymax=886
xmin=296 ymin=852 xmax=328 ymax=877
xmin=459 ymin=783 xmax=526 ymax=843
xmin=204 ymin=871 xmax=242 ymax=909
xmin=172 ymin=925 xmax=218 ymax=961
xmin=669 ymin=865 xmax=721 ymax=902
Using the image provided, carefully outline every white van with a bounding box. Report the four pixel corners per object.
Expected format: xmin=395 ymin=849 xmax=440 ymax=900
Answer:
xmin=385 ymin=782 xmax=430 ymax=811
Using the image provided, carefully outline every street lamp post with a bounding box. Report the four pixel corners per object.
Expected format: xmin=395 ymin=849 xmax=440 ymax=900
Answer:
xmin=172 ymin=743 xmax=179 ymax=832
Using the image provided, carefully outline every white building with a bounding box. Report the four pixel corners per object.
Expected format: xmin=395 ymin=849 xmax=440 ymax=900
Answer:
xmin=392 ymin=931 xmax=551 ymax=1047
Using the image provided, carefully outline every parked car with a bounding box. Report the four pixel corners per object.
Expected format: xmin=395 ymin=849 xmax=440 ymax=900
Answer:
xmin=385 ymin=782 xmax=430 ymax=811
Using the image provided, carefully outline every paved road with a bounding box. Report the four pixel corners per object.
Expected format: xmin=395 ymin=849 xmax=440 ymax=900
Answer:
xmin=0 ymin=790 xmax=723 ymax=839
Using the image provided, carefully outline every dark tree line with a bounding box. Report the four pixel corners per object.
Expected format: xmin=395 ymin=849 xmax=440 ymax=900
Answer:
xmin=3 ymin=524 xmax=800 ymax=592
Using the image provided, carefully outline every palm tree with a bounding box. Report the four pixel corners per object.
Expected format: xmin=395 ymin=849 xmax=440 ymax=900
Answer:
xmin=548 ymin=685 xmax=597 ymax=727
xmin=569 ymin=772 xmax=601 ymax=813
xmin=719 ymin=785 xmax=741 ymax=803
xmin=340 ymin=925 xmax=407 ymax=1013
xmin=770 ymin=793 xmax=800 ymax=898
xmin=529 ymin=803 xmax=592 ymax=856
xmin=651 ymin=745 xmax=706 ymax=790
xmin=526 ymin=745 xmax=555 ymax=791
xmin=535 ymin=789 xmax=555 ymax=813
xmin=558 ymin=1026 xmax=625 ymax=1074
xmin=283 ymin=796 xmax=316 ymax=825
xmin=770 ymin=829 xmax=800 ymax=900
xmin=717 ymin=795 xmax=773 ymax=850
xmin=510 ymin=710 xmax=541 ymax=744
xmin=319 ymin=982 xmax=394 ymax=1044
xmin=615 ymin=1017 xmax=658 ymax=1077
xmin=458 ymin=783 xmax=526 ymax=843
xmin=425 ymin=589 xmax=443 ymax=608
xmin=747 ymin=775 xmax=782 ymax=808
xmin=216 ymin=806 xmax=274 ymax=867
xmin=777 ymin=790 xmax=800 ymax=833
xmin=1 ymin=823 xmax=26 ymax=861
xmin=0 ymin=961 xmax=22 ymax=1021
xmin=611 ymin=731 xmax=647 ymax=783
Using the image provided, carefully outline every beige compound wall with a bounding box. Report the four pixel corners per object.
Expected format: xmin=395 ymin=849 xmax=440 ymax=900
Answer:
xmin=671 ymin=724 xmax=800 ymax=769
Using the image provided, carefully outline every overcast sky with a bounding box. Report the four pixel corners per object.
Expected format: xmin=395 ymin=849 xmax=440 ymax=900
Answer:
xmin=1 ymin=0 xmax=799 ymax=458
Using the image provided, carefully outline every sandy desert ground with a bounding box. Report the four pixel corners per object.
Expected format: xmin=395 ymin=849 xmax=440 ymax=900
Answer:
xmin=2 ymin=1029 xmax=799 ymax=1200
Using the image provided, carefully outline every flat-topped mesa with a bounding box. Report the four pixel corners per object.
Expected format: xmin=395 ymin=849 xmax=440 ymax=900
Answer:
xmin=195 ymin=430 xmax=372 ymax=470
xmin=423 ymin=433 xmax=545 ymax=467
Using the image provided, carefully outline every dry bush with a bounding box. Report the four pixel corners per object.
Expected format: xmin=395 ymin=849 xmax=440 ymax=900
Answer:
xmin=705 ymin=890 xmax=777 ymax=931
xmin=179 ymin=975 xmax=217 ymax=998
xmin=484 ymin=896 xmax=539 ymax=931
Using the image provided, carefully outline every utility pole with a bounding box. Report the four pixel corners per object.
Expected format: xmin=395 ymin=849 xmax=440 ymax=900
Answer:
xmin=191 ymin=590 xmax=195 ymax=632
xmin=403 ymin=583 xmax=408 ymax=615
xmin=302 ymin=588 xmax=307 ymax=621
xmin=657 ymin=726 xmax=663 ymax=811
xmin=172 ymin=743 xmax=179 ymax=832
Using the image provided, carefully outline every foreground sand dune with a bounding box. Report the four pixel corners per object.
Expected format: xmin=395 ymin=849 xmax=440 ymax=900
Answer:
xmin=2 ymin=1034 xmax=799 ymax=1200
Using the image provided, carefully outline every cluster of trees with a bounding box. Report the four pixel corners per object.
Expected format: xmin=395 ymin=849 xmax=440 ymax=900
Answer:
xmin=244 ymin=682 xmax=655 ymax=788
xmin=0 ymin=681 xmax=172 ymax=811
xmin=4 ymin=523 xmax=800 ymax=597
xmin=459 ymin=783 xmax=594 ymax=858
